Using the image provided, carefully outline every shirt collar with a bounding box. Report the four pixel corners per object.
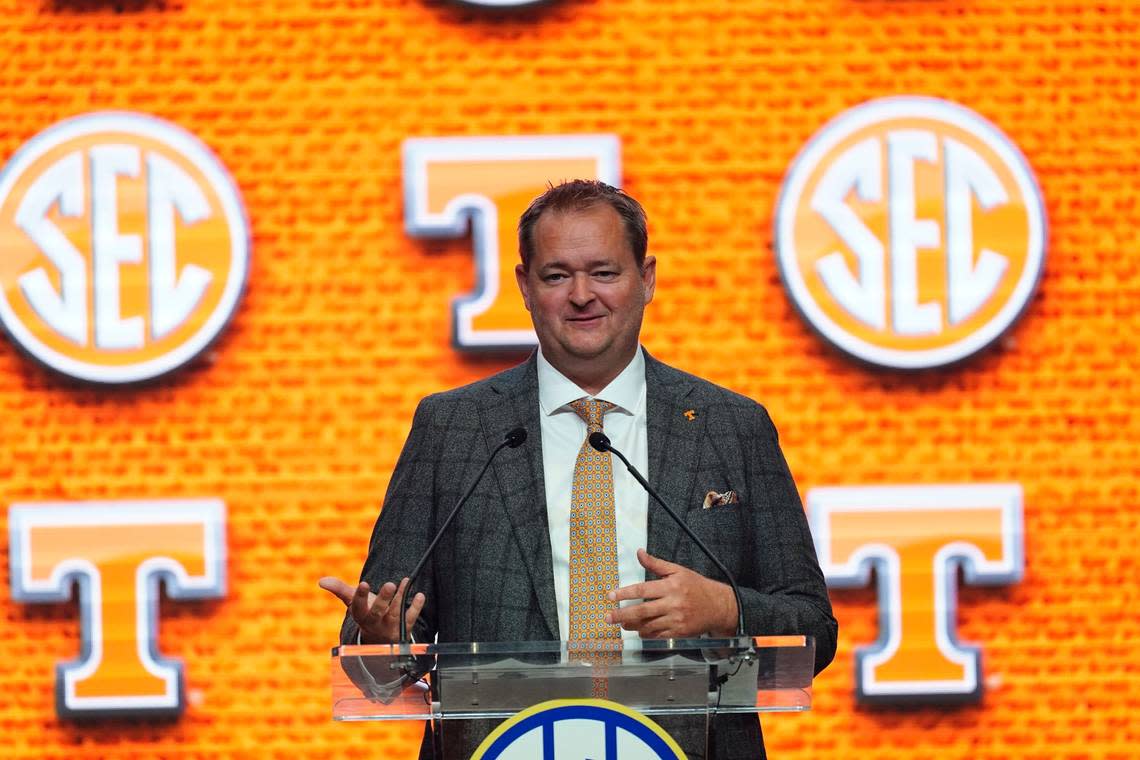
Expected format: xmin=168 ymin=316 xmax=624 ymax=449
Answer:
xmin=537 ymin=347 xmax=646 ymax=417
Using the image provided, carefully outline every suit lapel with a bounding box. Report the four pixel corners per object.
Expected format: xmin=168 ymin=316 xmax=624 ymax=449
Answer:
xmin=644 ymin=353 xmax=705 ymax=568
xmin=481 ymin=354 xmax=560 ymax=639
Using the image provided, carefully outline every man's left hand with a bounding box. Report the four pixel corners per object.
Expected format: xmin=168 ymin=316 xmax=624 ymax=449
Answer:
xmin=605 ymin=548 xmax=738 ymax=638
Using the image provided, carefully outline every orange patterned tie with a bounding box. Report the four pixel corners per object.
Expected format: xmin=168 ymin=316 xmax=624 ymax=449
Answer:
xmin=567 ymin=398 xmax=622 ymax=676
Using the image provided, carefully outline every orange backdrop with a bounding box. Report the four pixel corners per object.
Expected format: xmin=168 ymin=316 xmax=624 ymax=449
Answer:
xmin=2 ymin=0 xmax=1138 ymax=757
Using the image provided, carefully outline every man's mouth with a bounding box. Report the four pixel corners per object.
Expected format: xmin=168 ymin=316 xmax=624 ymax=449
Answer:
xmin=567 ymin=315 xmax=605 ymax=325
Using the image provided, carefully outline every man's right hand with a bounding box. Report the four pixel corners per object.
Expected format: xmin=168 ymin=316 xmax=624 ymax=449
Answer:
xmin=318 ymin=576 xmax=426 ymax=645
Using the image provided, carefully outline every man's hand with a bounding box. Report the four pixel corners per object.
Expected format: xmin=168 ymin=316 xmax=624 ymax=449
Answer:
xmin=604 ymin=549 xmax=738 ymax=639
xmin=318 ymin=576 xmax=426 ymax=645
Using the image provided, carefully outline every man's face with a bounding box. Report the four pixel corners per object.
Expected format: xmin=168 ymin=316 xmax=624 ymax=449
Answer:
xmin=515 ymin=204 xmax=656 ymax=385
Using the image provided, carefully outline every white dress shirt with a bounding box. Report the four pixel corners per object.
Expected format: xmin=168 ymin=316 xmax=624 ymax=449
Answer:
xmin=536 ymin=347 xmax=649 ymax=643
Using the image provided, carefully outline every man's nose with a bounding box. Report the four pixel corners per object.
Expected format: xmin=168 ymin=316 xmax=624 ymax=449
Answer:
xmin=569 ymin=274 xmax=595 ymax=306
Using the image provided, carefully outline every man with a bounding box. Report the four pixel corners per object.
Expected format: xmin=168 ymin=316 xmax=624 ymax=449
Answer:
xmin=320 ymin=180 xmax=837 ymax=758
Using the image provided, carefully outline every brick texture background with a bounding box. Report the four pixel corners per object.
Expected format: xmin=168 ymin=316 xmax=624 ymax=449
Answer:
xmin=1 ymin=0 xmax=1138 ymax=757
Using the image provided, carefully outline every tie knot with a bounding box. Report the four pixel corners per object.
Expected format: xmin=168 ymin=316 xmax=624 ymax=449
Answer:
xmin=569 ymin=398 xmax=615 ymax=432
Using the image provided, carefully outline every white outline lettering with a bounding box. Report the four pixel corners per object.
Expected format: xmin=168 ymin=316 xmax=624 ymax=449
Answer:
xmin=807 ymin=484 xmax=1023 ymax=703
xmin=401 ymin=135 xmax=621 ymax=350
xmin=8 ymin=500 xmax=227 ymax=718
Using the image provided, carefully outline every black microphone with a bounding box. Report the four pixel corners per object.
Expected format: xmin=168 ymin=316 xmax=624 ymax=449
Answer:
xmin=588 ymin=431 xmax=746 ymax=637
xmin=397 ymin=426 xmax=528 ymax=645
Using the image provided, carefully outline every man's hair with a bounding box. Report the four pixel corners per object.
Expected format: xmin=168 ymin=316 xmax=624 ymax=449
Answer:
xmin=517 ymin=180 xmax=648 ymax=270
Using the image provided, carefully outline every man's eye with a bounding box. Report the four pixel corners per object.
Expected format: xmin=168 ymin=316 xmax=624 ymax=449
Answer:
xmin=594 ymin=271 xmax=618 ymax=280
xmin=543 ymin=273 xmax=567 ymax=283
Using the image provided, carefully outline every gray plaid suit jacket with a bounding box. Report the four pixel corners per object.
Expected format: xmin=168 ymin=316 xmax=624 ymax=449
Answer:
xmin=341 ymin=350 xmax=837 ymax=759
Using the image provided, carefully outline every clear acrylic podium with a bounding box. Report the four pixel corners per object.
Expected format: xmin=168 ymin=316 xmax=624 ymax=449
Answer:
xmin=331 ymin=635 xmax=815 ymax=757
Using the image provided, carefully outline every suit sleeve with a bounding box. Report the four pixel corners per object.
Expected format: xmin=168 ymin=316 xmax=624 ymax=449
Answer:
xmin=737 ymin=406 xmax=838 ymax=676
xmin=339 ymin=396 xmax=441 ymax=645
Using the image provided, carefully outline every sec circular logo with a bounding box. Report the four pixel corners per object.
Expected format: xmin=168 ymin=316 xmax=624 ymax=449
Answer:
xmin=0 ymin=112 xmax=249 ymax=383
xmin=472 ymin=699 xmax=687 ymax=760
xmin=774 ymin=96 xmax=1046 ymax=369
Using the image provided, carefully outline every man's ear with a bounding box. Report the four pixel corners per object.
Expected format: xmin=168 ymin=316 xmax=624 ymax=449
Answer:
xmin=515 ymin=263 xmax=532 ymax=312
xmin=641 ymin=255 xmax=657 ymax=305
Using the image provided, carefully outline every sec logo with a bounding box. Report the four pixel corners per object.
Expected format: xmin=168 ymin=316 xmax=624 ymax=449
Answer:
xmin=472 ymin=699 xmax=687 ymax=760
xmin=774 ymin=97 xmax=1046 ymax=369
xmin=0 ymin=112 xmax=249 ymax=383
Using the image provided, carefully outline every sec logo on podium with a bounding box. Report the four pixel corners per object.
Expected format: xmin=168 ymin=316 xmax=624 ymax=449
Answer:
xmin=472 ymin=699 xmax=687 ymax=760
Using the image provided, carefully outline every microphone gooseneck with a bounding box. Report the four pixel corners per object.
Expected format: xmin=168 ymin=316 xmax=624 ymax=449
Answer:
xmin=588 ymin=431 xmax=747 ymax=637
xmin=397 ymin=426 xmax=527 ymax=644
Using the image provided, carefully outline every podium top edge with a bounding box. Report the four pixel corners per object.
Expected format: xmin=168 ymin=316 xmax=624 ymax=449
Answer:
xmin=332 ymin=635 xmax=810 ymax=658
